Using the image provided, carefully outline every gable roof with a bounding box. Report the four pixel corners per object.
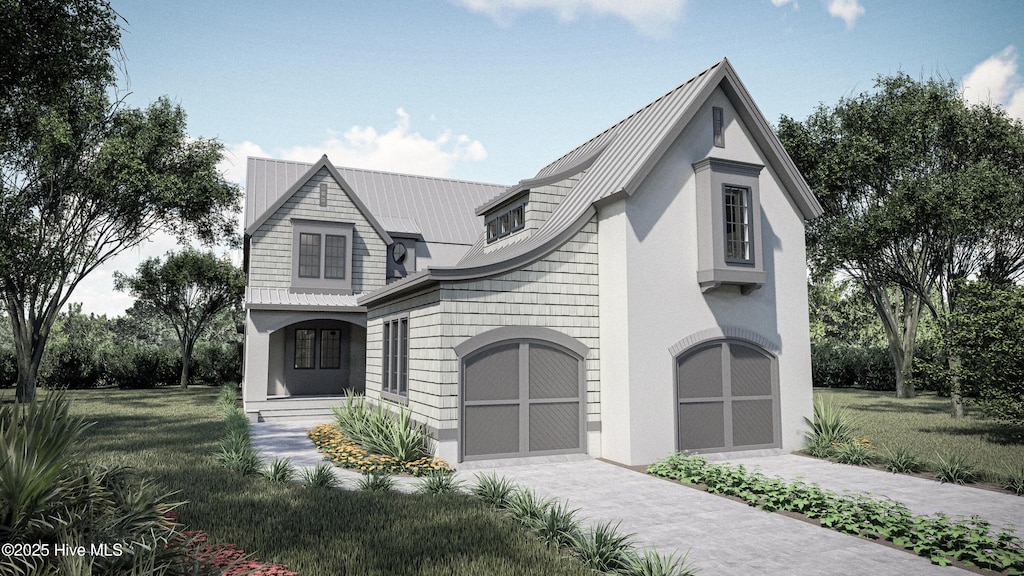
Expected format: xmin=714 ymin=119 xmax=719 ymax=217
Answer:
xmin=361 ymin=58 xmax=822 ymax=306
xmin=244 ymin=156 xmax=507 ymax=246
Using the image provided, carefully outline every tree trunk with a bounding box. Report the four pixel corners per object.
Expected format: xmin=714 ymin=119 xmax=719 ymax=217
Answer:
xmin=180 ymin=337 xmax=197 ymax=389
xmin=10 ymin=313 xmax=50 ymax=403
xmin=864 ymin=282 xmax=921 ymax=399
xmin=948 ymin=353 xmax=965 ymax=418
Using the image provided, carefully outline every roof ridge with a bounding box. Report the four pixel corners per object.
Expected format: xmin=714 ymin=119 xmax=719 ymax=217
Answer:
xmin=533 ymin=59 xmax=724 ymax=178
xmin=249 ymin=156 xmax=507 ymax=188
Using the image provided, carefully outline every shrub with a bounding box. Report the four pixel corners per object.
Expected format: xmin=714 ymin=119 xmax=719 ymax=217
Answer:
xmin=505 ymin=487 xmax=554 ymax=526
xmin=882 ymin=445 xmax=923 ymax=474
xmin=0 ymin=393 xmax=183 ymax=574
xmin=357 ymin=471 xmax=396 ymax=492
xmin=332 ymin=393 xmax=434 ymax=462
xmin=472 ymin=472 xmax=516 ymax=508
xmin=416 ymin=470 xmax=465 ymax=495
xmin=833 ymin=439 xmax=875 ymax=465
xmin=0 ymin=347 xmax=16 ymax=388
xmin=192 ymin=341 xmax=243 ymax=386
xmin=1001 ymin=463 xmax=1024 ymax=496
xmin=526 ymin=500 xmax=581 ymax=550
xmin=107 ymin=345 xmax=181 ymax=389
xmin=308 ymin=423 xmax=452 ymax=476
xmin=811 ymin=343 xmax=893 ymax=390
xmin=301 ymin=463 xmax=339 ymax=489
xmin=934 ymin=452 xmax=978 ymax=485
xmin=804 ymin=397 xmax=855 ymax=446
xmin=622 ymin=548 xmax=698 ymax=576
xmin=569 ymin=520 xmax=635 ymax=573
xmin=264 ymin=458 xmax=296 ymax=484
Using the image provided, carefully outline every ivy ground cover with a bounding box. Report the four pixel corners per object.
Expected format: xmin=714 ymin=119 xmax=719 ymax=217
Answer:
xmin=649 ymin=453 xmax=1024 ymax=574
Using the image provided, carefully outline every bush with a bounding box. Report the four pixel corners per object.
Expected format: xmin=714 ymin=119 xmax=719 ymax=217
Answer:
xmin=191 ymin=341 xmax=242 ymax=386
xmin=332 ymin=393 xmax=434 ymax=462
xmin=804 ymin=396 xmax=855 ymax=446
xmin=107 ymin=345 xmax=181 ymax=389
xmin=0 ymin=347 xmax=16 ymax=388
xmin=811 ymin=342 xmax=893 ymax=390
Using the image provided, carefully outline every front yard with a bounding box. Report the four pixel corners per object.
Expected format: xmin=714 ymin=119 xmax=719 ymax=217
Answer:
xmin=68 ymin=387 xmax=589 ymax=576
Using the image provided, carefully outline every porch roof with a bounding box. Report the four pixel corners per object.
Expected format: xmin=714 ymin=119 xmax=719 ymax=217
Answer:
xmin=245 ymin=287 xmax=365 ymax=312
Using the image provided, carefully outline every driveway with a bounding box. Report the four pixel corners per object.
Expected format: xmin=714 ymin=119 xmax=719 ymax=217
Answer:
xmin=252 ymin=420 xmax=1020 ymax=576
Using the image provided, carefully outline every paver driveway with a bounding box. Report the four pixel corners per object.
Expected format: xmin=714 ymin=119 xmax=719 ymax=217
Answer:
xmin=253 ymin=420 xmax=1021 ymax=576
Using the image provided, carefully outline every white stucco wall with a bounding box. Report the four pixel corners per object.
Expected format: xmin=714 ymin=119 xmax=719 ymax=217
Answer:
xmin=599 ymin=86 xmax=813 ymax=465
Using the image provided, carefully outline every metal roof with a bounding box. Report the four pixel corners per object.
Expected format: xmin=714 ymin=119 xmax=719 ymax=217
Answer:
xmin=245 ymin=287 xmax=363 ymax=311
xmin=360 ymin=58 xmax=823 ymax=306
xmin=245 ymin=158 xmax=507 ymax=246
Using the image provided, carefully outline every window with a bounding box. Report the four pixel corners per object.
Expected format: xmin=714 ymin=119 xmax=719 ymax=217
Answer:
xmin=691 ymin=158 xmax=765 ymax=293
xmin=298 ymin=233 xmax=321 ymax=278
xmin=382 ymin=316 xmax=409 ymax=397
xmin=294 ymin=329 xmax=316 ymax=369
xmin=724 ymin=186 xmax=751 ymax=262
xmin=324 ymin=235 xmax=347 ymax=279
xmin=713 ymin=107 xmax=725 ymax=148
xmin=291 ymin=220 xmax=354 ymax=293
xmin=486 ymin=200 xmax=527 ymax=243
xmin=320 ymin=329 xmax=341 ymax=369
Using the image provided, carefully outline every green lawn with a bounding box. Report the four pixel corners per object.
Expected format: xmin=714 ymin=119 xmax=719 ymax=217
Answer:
xmin=66 ymin=387 xmax=588 ymax=576
xmin=814 ymin=388 xmax=1024 ymax=482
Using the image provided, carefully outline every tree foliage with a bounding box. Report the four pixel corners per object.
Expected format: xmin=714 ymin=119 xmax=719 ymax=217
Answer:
xmin=115 ymin=249 xmax=245 ymax=388
xmin=0 ymin=0 xmax=241 ymax=401
xmin=779 ymin=73 xmax=1024 ymax=408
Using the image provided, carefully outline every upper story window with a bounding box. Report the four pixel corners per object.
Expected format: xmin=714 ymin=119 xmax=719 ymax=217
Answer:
xmin=692 ymin=158 xmax=765 ymax=293
xmin=723 ymin=186 xmax=751 ymax=262
xmin=291 ymin=219 xmax=354 ymax=293
xmin=486 ymin=200 xmax=527 ymax=243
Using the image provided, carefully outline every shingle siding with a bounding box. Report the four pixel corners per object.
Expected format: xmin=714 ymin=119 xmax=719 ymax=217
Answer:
xmin=483 ymin=172 xmax=584 ymax=253
xmin=366 ymin=215 xmax=600 ymax=433
xmin=249 ymin=167 xmax=388 ymax=292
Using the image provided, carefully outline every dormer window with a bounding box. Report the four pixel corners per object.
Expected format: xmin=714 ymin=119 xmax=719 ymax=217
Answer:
xmin=291 ymin=219 xmax=354 ymax=293
xmin=486 ymin=200 xmax=527 ymax=243
xmin=692 ymin=158 xmax=765 ymax=293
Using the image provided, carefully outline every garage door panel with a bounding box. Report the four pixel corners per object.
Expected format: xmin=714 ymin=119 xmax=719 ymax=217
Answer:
xmin=464 ymin=343 xmax=519 ymax=402
xmin=677 ymin=346 xmax=723 ymax=399
xmin=464 ymin=404 xmax=519 ymax=457
xmin=732 ymin=399 xmax=774 ymax=447
xmin=678 ymin=401 xmax=725 ymax=450
xmin=529 ymin=402 xmax=580 ymax=452
xmin=529 ymin=345 xmax=578 ymax=399
xmin=730 ymin=345 xmax=772 ymax=397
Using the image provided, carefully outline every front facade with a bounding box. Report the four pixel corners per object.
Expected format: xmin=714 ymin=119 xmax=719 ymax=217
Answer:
xmin=243 ymin=58 xmax=822 ymax=466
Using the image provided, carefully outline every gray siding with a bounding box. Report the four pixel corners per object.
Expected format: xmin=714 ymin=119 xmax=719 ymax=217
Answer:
xmin=366 ymin=216 xmax=600 ymax=433
xmin=482 ymin=173 xmax=584 ymax=254
xmin=249 ymin=167 xmax=388 ymax=293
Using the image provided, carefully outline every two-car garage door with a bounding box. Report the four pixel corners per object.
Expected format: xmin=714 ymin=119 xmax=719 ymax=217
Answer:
xmin=461 ymin=341 xmax=585 ymax=461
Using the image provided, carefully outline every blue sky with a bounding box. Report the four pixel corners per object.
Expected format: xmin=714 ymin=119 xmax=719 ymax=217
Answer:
xmin=77 ymin=0 xmax=1024 ymax=316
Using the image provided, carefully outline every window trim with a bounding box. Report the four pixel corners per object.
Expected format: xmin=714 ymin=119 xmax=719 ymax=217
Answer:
xmin=290 ymin=220 xmax=354 ymax=293
xmin=723 ymin=185 xmax=752 ymax=264
xmin=691 ymin=157 xmax=765 ymax=293
xmin=381 ymin=314 xmax=410 ymax=401
xmin=294 ymin=328 xmax=316 ymax=370
xmin=320 ymin=328 xmax=342 ymax=369
xmin=485 ymin=200 xmax=528 ymax=243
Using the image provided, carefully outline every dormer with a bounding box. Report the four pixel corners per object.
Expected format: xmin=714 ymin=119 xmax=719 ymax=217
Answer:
xmin=484 ymin=192 xmax=529 ymax=244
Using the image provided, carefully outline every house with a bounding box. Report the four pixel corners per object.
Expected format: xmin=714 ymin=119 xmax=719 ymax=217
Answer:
xmin=241 ymin=58 xmax=823 ymax=466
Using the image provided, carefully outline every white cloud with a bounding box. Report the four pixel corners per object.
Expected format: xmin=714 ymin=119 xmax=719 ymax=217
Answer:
xmin=962 ymin=46 xmax=1024 ymax=121
xmin=218 ymin=140 xmax=268 ymax=187
xmin=452 ymin=0 xmax=688 ymax=37
xmin=265 ymin=108 xmax=487 ymax=178
xmin=825 ymin=0 xmax=863 ymax=28
xmin=772 ymin=0 xmax=797 ymax=8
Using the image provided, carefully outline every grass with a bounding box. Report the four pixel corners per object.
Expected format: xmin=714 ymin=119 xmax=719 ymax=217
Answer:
xmin=66 ymin=387 xmax=590 ymax=576
xmin=814 ymin=388 xmax=1024 ymax=484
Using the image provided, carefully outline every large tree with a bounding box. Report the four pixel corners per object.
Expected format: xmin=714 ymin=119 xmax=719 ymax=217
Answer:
xmin=1 ymin=1 xmax=240 ymax=401
xmin=114 ymin=249 xmax=244 ymax=389
xmin=779 ymin=73 xmax=1024 ymax=410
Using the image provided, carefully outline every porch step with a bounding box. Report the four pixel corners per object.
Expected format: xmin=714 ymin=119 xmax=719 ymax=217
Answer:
xmin=257 ymin=407 xmax=336 ymax=422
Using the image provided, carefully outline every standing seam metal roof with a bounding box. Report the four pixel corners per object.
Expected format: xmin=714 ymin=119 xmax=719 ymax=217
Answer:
xmin=359 ymin=58 xmax=822 ymax=305
xmin=244 ymin=158 xmax=507 ymax=246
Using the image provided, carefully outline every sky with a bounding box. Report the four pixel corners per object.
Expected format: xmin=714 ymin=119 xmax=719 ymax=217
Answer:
xmin=73 ymin=0 xmax=1024 ymax=317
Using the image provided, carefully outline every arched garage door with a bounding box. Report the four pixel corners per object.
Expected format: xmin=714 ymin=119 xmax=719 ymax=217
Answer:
xmin=676 ymin=340 xmax=779 ymax=452
xmin=461 ymin=340 xmax=585 ymax=461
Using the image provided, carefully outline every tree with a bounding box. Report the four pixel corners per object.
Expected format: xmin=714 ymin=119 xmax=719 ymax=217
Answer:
xmin=114 ymin=249 xmax=244 ymax=388
xmin=0 ymin=1 xmax=240 ymax=401
xmin=778 ymin=73 xmax=1024 ymax=410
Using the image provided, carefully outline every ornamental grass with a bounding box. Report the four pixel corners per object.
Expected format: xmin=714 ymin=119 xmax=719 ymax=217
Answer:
xmin=308 ymin=423 xmax=453 ymax=476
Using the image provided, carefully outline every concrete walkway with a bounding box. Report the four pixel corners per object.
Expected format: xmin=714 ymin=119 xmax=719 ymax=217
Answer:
xmin=250 ymin=420 xmax=1023 ymax=576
